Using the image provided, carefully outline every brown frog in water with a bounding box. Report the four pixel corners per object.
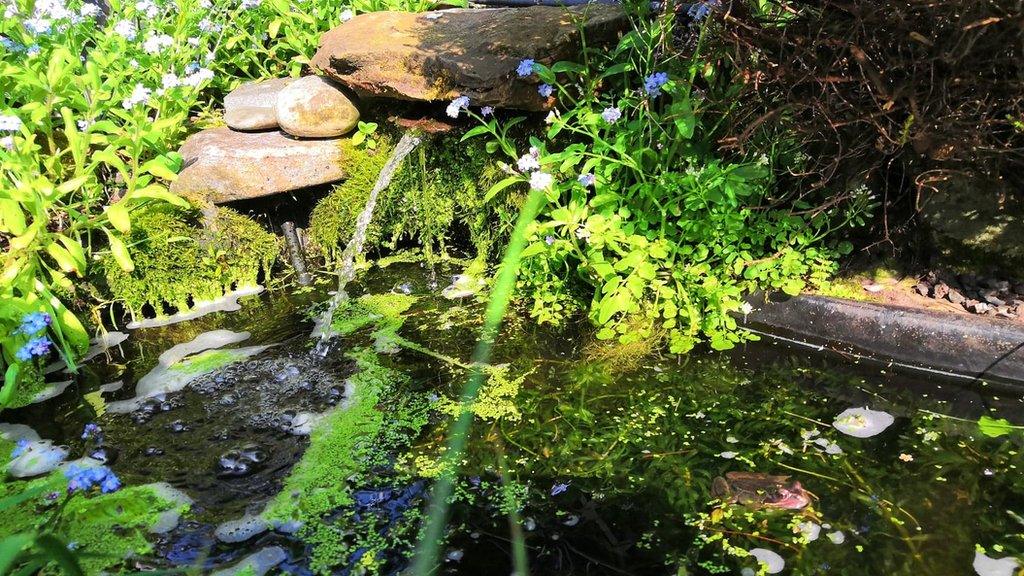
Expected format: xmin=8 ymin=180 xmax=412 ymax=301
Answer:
xmin=711 ymin=472 xmax=811 ymax=510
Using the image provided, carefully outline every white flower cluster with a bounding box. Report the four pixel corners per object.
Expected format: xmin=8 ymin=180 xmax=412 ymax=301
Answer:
xmin=198 ymin=18 xmax=222 ymax=33
xmin=113 ymin=20 xmax=138 ymax=41
xmin=239 ymin=0 xmax=261 ymax=9
xmin=517 ymin=147 xmax=553 ymax=191
xmin=143 ymin=32 xmax=174 ymax=54
xmin=136 ymin=0 xmax=159 ymax=18
xmin=121 ymin=83 xmax=152 ymax=109
xmin=155 ymin=65 xmax=215 ymax=94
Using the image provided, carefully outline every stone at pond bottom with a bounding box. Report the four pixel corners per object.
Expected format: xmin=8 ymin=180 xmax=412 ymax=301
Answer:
xmin=7 ymin=440 xmax=69 ymax=478
xmin=169 ymin=128 xmax=349 ymax=203
xmin=224 ymin=77 xmax=298 ymax=131
xmin=747 ymin=548 xmax=785 ymax=574
xmin=277 ymin=75 xmax=360 ymax=138
xmin=311 ymin=6 xmax=627 ymax=111
xmin=147 ymin=482 xmax=194 ymax=534
xmin=973 ymin=551 xmax=1020 ymax=576
xmin=210 ymin=546 xmax=287 ymax=576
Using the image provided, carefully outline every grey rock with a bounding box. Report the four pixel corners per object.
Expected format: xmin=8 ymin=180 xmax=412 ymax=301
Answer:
xmin=170 ymin=128 xmax=348 ymax=203
xmin=277 ymin=76 xmax=360 ymax=138
xmin=224 ymin=78 xmax=298 ymax=131
xmin=946 ymin=288 xmax=965 ymax=305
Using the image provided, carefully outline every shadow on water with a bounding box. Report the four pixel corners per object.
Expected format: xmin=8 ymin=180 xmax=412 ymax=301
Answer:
xmin=3 ymin=262 xmax=1023 ymax=574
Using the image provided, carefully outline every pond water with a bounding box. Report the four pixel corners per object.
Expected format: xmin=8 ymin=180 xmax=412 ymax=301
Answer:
xmin=3 ymin=262 xmax=1023 ymax=575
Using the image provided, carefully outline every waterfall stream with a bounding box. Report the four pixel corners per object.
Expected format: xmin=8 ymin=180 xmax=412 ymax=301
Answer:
xmin=311 ymin=132 xmax=423 ymax=351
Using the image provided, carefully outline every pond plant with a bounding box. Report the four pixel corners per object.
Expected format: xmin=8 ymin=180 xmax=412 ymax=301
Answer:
xmin=2 ymin=0 xmax=1022 ymax=574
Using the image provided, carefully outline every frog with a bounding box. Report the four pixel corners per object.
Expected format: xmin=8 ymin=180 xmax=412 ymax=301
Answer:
xmin=711 ymin=471 xmax=811 ymax=510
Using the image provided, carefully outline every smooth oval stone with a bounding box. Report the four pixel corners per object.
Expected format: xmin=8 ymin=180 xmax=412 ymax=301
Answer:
xmin=276 ymin=76 xmax=360 ymax=138
xmin=224 ymin=77 xmax=297 ymax=131
xmin=210 ymin=546 xmax=287 ymax=576
xmin=214 ymin=513 xmax=269 ymax=543
xmin=8 ymin=441 xmax=69 ymax=478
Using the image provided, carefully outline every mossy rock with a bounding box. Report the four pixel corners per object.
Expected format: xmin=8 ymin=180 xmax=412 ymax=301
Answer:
xmin=308 ymin=127 xmax=525 ymax=264
xmin=102 ymin=205 xmax=279 ymax=321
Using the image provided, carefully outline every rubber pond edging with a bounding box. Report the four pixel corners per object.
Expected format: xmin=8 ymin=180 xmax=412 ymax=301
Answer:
xmin=739 ymin=292 xmax=1024 ymax=391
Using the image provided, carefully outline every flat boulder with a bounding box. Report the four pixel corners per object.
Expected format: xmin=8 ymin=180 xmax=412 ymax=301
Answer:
xmin=224 ymin=77 xmax=297 ymax=131
xmin=170 ymin=128 xmax=347 ymax=203
xmin=311 ymin=5 xmax=627 ymax=111
xmin=277 ymin=75 xmax=361 ymax=138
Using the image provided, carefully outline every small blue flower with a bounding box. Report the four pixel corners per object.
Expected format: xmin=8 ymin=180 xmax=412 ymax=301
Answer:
xmin=550 ymin=481 xmax=570 ymax=496
xmin=538 ymin=84 xmax=553 ymax=98
xmin=65 ymin=464 xmax=121 ymax=494
xmin=577 ymin=173 xmax=596 ymax=187
xmin=15 ymin=336 xmax=52 ymax=361
xmin=15 ymin=312 xmax=51 ymax=335
xmin=644 ymin=72 xmax=669 ymax=97
xmin=445 ymin=96 xmax=470 ymax=118
xmin=516 ymin=59 xmax=535 ymax=77
xmin=545 ymin=235 xmax=555 ymax=245
xmin=601 ymin=107 xmax=621 ymax=123
xmin=81 ymin=423 xmax=102 ymax=440
xmin=10 ymin=438 xmax=31 ymax=459
xmin=100 ymin=474 xmax=121 ymax=493
xmin=480 ymin=106 xmax=494 ymax=117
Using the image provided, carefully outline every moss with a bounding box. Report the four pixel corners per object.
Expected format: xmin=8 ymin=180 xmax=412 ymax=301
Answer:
xmin=168 ymin=348 xmax=253 ymax=376
xmin=102 ymin=205 xmax=279 ymax=321
xmin=329 ymin=293 xmax=418 ymax=336
xmin=0 ymin=475 xmax=189 ymax=574
xmin=309 ymin=128 xmax=524 ymax=265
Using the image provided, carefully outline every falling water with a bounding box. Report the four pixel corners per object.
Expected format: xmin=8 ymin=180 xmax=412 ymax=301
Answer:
xmin=311 ymin=132 xmax=423 ymax=351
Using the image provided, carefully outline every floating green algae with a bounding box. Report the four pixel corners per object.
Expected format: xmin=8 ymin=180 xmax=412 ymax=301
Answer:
xmin=102 ymin=205 xmax=278 ymax=321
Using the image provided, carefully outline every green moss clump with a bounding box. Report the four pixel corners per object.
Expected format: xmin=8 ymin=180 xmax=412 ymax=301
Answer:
xmin=0 ymin=475 xmax=190 ymax=574
xmin=330 ymin=293 xmax=417 ymax=336
xmin=309 ymin=129 xmax=524 ymax=265
xmin=103 ymin=205 xmax=279 ymax=321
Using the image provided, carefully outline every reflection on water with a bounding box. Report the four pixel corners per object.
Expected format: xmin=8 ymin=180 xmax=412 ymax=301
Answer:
xmin=3 ymin=263 xmax=1023 ymax=575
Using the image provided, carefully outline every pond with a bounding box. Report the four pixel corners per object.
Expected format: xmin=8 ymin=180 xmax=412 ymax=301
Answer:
xmin=2 ymin=262 xmax=1023 ymax=575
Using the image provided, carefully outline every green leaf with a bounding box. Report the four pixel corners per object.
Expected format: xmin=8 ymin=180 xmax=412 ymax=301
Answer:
xmin=56 ymin=235 xmax=87 ymax=273
xmin=781 ymin=279 xmax=804 ymax=296
xmin=140 ymin=158 xmax=180 ymax=181
xmin=105 ymin=229 xmax=135 ymax=272
xmin=0 ymin=364 xmax=21 ymax=408
xmin=460 ymin=125 xmax=490 ymax=142
xmin=0 ymin=199 xmax=26 ymax=235
xmin=0 ymin=533 xmax=33 ymax=575
xmin=33 ymin=534 xmax=84 ymax=576
xmin=351 ymin=131 xmax=366 ymax=146
xmin=106 ymin=203 xmax=131 ymax=233
xmin=484 ymin=176 xmax=522 ymax=203
xmin=126 ymin=186 xmax=189 ymax=208
xmin=45 ymin=242 xmax=81 ymax=274
xmin=979 ymin=416 xmax=1016 ymax=438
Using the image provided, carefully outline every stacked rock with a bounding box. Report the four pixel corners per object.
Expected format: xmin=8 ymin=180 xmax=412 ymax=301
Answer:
xmin=170 ymin=5 xmax=628 ymax=205
xmin=170 ymin=75 xmax=360 ymax=203
xmin=225 ymin=76 xmax=360 ymax=138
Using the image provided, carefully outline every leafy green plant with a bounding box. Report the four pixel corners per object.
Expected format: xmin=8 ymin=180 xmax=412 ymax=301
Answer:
xmin=457 ymin=0 xmax=872 ymax=352
xmin=351 ymin=120 xmax=379 ymax=149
